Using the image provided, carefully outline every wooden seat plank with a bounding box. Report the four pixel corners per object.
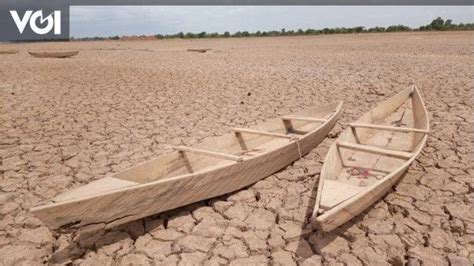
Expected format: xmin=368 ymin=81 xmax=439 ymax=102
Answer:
xmin=337 ymin=141 xmax=413 ymax=160
xmin=281 ymin=116 xmax=326 ymax=123
xmin=232 ymin=128 xmax=294 ymax=139
xmin=175 ymin=146 xmax=243 ymax=162
xmin=349 ymin=123 xmax=429 ymax=134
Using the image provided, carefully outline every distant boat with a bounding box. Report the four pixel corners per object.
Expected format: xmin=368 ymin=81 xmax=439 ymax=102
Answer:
xmin=31 ymin=102 xmax=343 ymax=230
xmin=29 ymin=51 xmax=79 ymax=58
xmin=187 ymin=48 xmax=211 ymax=53
xmin=0 ymin=49 xmax=19 ymax=54
xmin=312 ymin=87 xmax=429 ymax=232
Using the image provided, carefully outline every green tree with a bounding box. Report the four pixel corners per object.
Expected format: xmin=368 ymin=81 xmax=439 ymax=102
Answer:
xmin=353 ymin=26 xmax=365 ymax=33
xmin=444 ymin=19 xmax=453 ymax=27
xmin=386 ymin=25 xmax=411 ymax=32
xmin=368 ymin=27 xmax=385 ymax=33
xmin=430 ymin=17 xmax=445 ymax=30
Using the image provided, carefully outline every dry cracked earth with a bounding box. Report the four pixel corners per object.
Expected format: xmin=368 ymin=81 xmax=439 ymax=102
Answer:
xmin=0 ymin=32 xmax=472 ymax=265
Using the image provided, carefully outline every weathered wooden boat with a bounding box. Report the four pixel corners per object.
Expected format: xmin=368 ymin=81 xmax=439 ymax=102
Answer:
xmin=187 ymin=48 xmax=211 ymax=53
xmin=28 ymin=51 xmax=79 ymax=58
xmin=32 ymin=102 xmax=343 ymax=230
xmin=312 ymin=87 xmax=429 ymax=231
xmin=0 ymin=49 xmax=19 ymax=54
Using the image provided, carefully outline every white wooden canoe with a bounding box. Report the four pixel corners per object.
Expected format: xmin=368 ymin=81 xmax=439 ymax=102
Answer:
xmin=31 ymin=102 xmax=343 ymax=230
xmin=312 ymin=87 xmax=429 ymax=232
xmin=29 ymin=51 xmax=79 ymax=58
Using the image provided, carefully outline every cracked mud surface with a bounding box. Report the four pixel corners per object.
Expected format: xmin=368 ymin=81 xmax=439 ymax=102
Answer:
xmin=0 ymin=32 xmax=472 ymax=265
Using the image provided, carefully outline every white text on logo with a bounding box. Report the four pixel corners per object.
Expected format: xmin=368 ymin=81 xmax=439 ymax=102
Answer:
xmin=10 ymin=10 xmax=61 ymax=35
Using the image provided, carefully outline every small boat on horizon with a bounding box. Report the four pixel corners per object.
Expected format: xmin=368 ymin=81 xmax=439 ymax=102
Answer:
xmin=187 ymin=48 xmax=211 ymax=53
xmin=312 ymin=86 xmax=429 ymax=231
xmin=29 ymin=51 xmax=79 ymax=58
xmin=0 ymin=49 xmax=19 ymax=55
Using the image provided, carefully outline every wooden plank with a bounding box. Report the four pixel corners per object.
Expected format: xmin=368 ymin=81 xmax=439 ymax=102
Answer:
xmin=52 ymin=177 xmax=138 ymax=202
xmin=281 ymin=116 xmax=326 ymax=122
xmin=175 ymin=146 xmax=243 ymax=162
xmin=337 ymin=141 xmax=413 ymax=160
xmin=232 ymin=128 xmax=293 ymax=139
xmin=350 ymin=123 xmax=429 ymax=134
xmin=319 ymin=180 xmax=366 ymax=210
xmin=412 ymin=86 xmax=430 ymax=147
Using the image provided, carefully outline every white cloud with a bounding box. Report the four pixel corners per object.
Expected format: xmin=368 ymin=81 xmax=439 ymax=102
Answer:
xmin=70 ymin=6 xmax=473 ymax=38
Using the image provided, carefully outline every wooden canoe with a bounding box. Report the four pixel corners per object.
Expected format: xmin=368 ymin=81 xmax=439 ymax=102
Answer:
xmin=29 ymin=51 xmax=79 ymax=58
xmin=312 ymin=87 xmax=429 ymax=232
xmin=0 ymin=49 xmax=19 ymax=54
xmin=187 ymin=48 xmax=211 ymax=53
xmin=31 ymin=102 xmax=343 ymax=230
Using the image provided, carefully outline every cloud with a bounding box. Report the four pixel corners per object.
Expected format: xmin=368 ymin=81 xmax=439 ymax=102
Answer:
xmin=70 ymin=6 xmax=473 ymax=38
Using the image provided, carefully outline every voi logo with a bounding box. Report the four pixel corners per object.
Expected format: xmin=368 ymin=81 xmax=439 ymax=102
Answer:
xmin=10 ymin=10 xmax=61 ymax=35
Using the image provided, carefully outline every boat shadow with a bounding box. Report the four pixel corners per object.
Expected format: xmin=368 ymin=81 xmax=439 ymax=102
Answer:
xmin=48 ymin=199 xmax=219 ymax=263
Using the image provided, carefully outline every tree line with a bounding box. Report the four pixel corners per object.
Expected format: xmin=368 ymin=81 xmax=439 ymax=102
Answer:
xmin=72 ymin=17 xmax=474 ymax=41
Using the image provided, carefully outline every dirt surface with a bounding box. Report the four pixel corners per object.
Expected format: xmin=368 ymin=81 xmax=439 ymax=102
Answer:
xmin=0 ymin=32 xmax=472 ymax=265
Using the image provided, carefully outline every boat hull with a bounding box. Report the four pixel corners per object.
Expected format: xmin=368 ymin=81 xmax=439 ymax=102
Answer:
xmin=314 ymin=154 xmax=420 ymax=232
xmin=313 ymin=87 xmax=429 ymax=231
xmin=32 ymin=102 xmax=342 ymax=230
xmin=29 ymin=51 xmax=79 ymax=58
xmin=0 ymin=49 xmax=19 ymax=54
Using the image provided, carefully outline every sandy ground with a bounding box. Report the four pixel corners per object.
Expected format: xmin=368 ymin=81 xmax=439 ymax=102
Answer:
xmin=0 ymin=32 xmax=472 ymax=265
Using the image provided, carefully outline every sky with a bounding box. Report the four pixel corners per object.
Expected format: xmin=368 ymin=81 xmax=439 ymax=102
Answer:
xmin=70 ymin=6 xmax=473 ymax=38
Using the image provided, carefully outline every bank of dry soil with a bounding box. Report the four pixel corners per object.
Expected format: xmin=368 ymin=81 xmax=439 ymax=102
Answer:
xmin=0 ymin=32 xmax=472 ymax=265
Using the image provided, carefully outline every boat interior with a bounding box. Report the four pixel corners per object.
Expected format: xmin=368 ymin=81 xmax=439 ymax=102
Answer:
xmin=52 ymin=102 xmax=341 ymax=203
xmin=318 ymin=88 xmax=429 ymax=211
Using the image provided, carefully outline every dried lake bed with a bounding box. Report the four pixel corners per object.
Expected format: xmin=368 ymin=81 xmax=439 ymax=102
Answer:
xmin=0 ymin=32 xmax=472 ymax=265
